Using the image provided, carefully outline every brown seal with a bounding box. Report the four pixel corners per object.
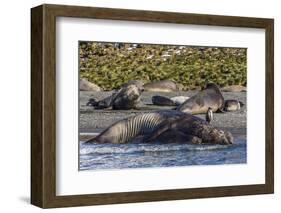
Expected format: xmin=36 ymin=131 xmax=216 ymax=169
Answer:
xmin=144 ymin=80 xmax=181 ymax=92
xmin=177 ymin=83 xmax=224 ymax=114
xmin=85 ymin=110 xmax=233 ymax=145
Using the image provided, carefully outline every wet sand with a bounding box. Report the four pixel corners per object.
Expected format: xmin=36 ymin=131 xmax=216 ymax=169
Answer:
xmin=79 ymin=90 xmax=247 ymax=139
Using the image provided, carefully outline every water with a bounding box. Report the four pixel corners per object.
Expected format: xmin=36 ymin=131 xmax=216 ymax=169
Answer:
xmin=79 ymin=136 xmax=246 ymax=171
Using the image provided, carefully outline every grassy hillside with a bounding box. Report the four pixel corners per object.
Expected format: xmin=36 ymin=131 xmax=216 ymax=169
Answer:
xmin=79 ymin=42 xmax=247 ymax=91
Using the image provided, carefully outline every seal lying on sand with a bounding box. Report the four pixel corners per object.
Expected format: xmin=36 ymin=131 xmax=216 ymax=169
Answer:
xmin=144 ymin=80 xmax=182 ymax=92
xmin=152 ymin=95 xmax=189 ymax=106
xmin=152 ymin=96 xmax=176 ymax=106
xmin=177 ymin=83 xmax=224 ymax=114
xmin=221 ymin=85 xmax=247 ymax=92
xmin=224 ymin=100 xmax=244 ymax=112
xmin=85 ymin=110 xmax=233 ymax=145
xmin=80 ymin=78 xmax=102 ymax=91
xmin=112 ymin=84 xmax=143 ymax=110
xmin=87 ymin=84 xmax=143 ymax=110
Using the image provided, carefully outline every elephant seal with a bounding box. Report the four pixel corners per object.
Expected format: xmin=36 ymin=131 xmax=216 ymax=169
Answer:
xmin=221 ymin=85 xmax=247 ymax=92
xmin=80 ymin=78 xmax=102 ymax=91
xmin=85 ymin=110 xmax=184 ymax=144
xmin=144 ymin=113 xmax=233 ymax=145
xmin=224 ymin=100 xmax=244 ymax=111
xmin=87 ymin=84 xmax=143 ymax=110
xmin=144 ymin=80 xmax=181 ymax=92
xmin=85 ymin=110 xmax=233 ymax=145
xmin=112 ymin=84 xmax=143 ymax=110
xmin=177 ymin=83 xmax=224 ymax=114
xmin=151 ymin=95 xmax=190 ymax=106
xmin=152 ymin=95 xmax=176 ymax=106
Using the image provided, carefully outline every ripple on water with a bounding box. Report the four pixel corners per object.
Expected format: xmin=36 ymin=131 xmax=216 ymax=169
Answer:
xmin=79 ymin=139 xmax=246 ymax=171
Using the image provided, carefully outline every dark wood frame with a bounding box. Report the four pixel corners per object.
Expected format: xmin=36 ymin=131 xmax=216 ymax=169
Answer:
xmin=31 ymin=4 xmax=274 ymax=208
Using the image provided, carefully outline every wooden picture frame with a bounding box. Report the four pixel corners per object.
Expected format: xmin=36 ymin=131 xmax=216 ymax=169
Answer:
xmin=31 ymin=4 xmax=274 ymax=208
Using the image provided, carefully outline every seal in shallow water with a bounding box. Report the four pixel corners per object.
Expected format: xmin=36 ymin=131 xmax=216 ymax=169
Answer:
xmin=144 ymin=113 xmax=233 ymax=145
xmin=177 ymin=83 xmax=224 ymax=114
xmin=85 ymin=110 xmax=233 ymax=145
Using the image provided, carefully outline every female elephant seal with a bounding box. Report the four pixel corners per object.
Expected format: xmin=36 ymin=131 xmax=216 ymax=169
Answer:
xmin=151 ymin=95 xmax=190 ymax=106
xmin=177 ymin=83 xmax=224 ymax=114
xmin=144 ymin=80 xmax=181 ymax=92
xmin=87 ymin=84 xmax=143 ymax=110
xmin=85 ymin=110 xmax=233 ymax=145
xmin=224 ymin=100 xmax=244 ymax=111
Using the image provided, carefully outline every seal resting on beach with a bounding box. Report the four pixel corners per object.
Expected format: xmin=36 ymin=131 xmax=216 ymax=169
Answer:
xmin=112 ymin=84 xmax=143 ymax=110
xmin=87 ymin=84 xmax=143 ymax=110
xmin=224 ymin=100 xmax=244 ymax=112
xmin=221 ymin=85 xmax=247 ymax=92
xmin=84 ymin=110 xmax=233 ymax=145
xmin=152 ymin=95 xmax=190 ymax=106
xmin=80 ymin=78 xmax=102 ymax=91
xmin=144 ymin=80 xmax=181 ymax=92
xmin=152 ymin=95 xmax=176 ymax=106
xmin=177 ymin=83 xmax=224 ymax=114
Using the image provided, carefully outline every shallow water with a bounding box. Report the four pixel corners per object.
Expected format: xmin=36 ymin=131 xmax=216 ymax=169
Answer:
xmin=79 ymin=135 xmax=246 ymax=171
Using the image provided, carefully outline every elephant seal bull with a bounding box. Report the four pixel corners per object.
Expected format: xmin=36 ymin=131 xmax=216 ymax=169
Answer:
xmin=177 ymin=83 xmax=224 ymax=114
xmin=85 ymin=110 xmax=233 ymax=145
xmin=144 ymin=113 xmax=233 ymax=145
xmin=85 ymin=110 xmax=184 ymax=144
xmin=144 ymin=80 xmax=181 ymax=92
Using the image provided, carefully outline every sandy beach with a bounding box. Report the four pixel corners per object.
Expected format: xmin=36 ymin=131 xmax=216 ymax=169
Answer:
xmin=79 ymin=90 xmax=247 ymax=139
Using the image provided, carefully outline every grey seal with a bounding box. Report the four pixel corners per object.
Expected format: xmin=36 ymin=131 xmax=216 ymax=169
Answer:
xmin=177 ymin=83 xmax=224 ymax=114
xmin=85 ymin=110 xmax=233 ymax=145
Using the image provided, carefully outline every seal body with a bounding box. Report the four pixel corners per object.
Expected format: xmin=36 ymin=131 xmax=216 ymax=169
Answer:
xmin=221 ymin=85 xmax=247 ymax=92
xmin=177 ymin=83 xmax=224 ymax=114
xmin=85 ymin=110 xmax=184 ymax=144
xmin=152 ymin=95 xmax=176 ymax=106
xmin=144 ymin=80 xmax=180 ymax=92
xmin=144 ymin=113 xmax=233 ymax=145
xmin=151 ymin=95 xmax=189 ymax=106
xmin=112 ymin=84 xmax=143 ymax=110
xmin=224 ymin=100 xmax=244 ymax=111
xmin=87 ymin=84 xmax=143 ymax=110
xmin=80 ymin=78 xmax=102 ymax=91
xmin=85 ymin=110 xmax=233 ymax=145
